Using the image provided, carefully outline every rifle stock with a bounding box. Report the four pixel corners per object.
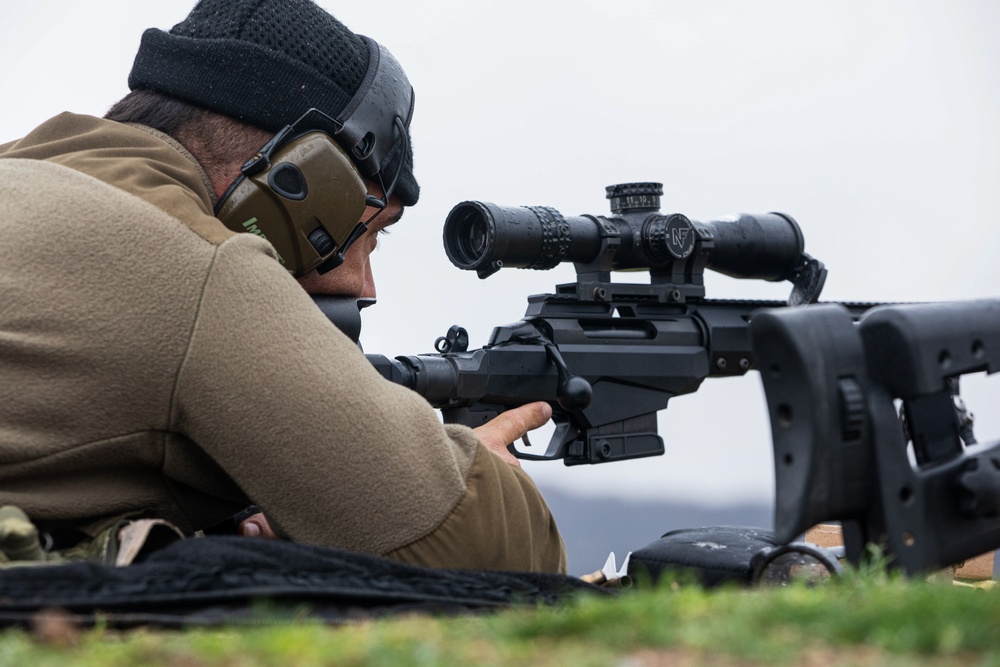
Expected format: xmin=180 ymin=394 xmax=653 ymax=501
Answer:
xmin=752 ymin=299 xmax=1000 ymax=575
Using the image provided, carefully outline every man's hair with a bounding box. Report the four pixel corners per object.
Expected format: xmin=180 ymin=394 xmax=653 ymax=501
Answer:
xmin=105 ymin=89 xmax=270 ymax=184
xmin=105 ymin=89 xmax=209 ymax=138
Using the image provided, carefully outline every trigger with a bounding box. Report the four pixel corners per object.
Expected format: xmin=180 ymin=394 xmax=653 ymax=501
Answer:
xmin=506 ymin=434 xmax=533 ymax=458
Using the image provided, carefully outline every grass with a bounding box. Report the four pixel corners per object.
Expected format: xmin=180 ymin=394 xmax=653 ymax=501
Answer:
xmin=1 ymin=567 xmax=999 ymax=666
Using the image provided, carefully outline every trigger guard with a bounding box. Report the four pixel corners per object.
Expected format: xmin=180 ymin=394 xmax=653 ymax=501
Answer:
xmin=505 ymin=433 xmax=534 ymax=457
xmin=507 ymin=415 xmax=579 ymax=461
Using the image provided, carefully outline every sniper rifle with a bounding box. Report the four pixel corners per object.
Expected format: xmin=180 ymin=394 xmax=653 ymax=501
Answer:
xmin=355 ymin=182 xmax=868 ymax=465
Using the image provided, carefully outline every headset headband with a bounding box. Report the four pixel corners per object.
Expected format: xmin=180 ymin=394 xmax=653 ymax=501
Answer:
xmin=335 ymin=36 xmax=414 ymax=178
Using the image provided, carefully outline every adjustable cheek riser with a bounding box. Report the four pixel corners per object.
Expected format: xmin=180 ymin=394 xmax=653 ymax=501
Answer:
xmin=216 ymin=133 xmax=368 ymax=277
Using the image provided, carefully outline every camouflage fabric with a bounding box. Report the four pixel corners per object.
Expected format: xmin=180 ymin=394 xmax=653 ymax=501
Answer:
xmin=0 ymin=506 xmax=183 ymax=568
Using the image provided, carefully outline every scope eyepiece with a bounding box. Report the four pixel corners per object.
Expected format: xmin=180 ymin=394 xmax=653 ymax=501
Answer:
xmin=444 ymin=202 xmax=601 ymax=278
xmin=444 ymin=201 xmax=494 ymax=270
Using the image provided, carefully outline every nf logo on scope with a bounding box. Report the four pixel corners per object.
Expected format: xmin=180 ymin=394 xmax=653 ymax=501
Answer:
xmin=665 ymin=216 xmax=696 ymax=259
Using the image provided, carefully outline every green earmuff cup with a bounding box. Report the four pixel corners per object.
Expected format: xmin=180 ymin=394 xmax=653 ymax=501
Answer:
xmin=216 ymin=132 xmax=368 ymax=277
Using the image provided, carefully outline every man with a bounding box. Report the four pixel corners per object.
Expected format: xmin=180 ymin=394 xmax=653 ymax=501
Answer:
xmin=0 ymin=0 xmax=565 ymax=573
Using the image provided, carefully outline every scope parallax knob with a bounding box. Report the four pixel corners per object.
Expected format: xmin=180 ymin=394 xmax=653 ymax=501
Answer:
xmin=606 ymin=182 xmax=663 ymax=214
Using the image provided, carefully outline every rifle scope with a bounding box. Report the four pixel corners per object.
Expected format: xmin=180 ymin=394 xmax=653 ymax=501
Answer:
xmin=444 ymin=182 xmax=805 ymax=281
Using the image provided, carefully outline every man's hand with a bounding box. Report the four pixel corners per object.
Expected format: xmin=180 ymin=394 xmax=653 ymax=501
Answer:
xmin=473 ymin=401 xmax=552 ymax=467
xmin=238 ymin=512 xmax=277 ymax=539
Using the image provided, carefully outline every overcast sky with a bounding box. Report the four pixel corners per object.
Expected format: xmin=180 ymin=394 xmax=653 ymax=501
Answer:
xmin=3 ymin=1 xmax=999 ymax=509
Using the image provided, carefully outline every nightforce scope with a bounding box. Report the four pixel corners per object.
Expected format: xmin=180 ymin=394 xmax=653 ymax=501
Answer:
xmin=444 ymin=182 xmax=809 ymax=286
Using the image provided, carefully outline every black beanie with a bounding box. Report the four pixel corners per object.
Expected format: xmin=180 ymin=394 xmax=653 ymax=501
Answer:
xmin=128 ymin=0 xmax=419 ymax=206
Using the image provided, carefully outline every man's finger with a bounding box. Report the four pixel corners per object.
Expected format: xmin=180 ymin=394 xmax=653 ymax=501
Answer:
xmin=238 ymin=513 xmax=277 ymax=539
xmin=473 ymin=402 xmax=553 ymax=466
xmin=482 ymin=402 xmax=552 ymax=446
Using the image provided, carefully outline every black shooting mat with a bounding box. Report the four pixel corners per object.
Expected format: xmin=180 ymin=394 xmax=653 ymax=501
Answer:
xmin=0 ymin=536 xmax=600 ymax=628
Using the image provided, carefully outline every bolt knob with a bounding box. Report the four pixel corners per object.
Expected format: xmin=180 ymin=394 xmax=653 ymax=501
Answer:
xmin=557 ymin=374 xmax=593 ymax=412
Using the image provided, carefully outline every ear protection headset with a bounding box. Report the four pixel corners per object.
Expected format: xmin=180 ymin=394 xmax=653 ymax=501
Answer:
xmin=215 ymin=37 xmax=414 ymax=277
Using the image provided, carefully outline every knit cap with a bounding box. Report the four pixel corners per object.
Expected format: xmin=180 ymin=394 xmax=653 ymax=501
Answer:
xmin=128 ymin=0 xmax=418 ymax=206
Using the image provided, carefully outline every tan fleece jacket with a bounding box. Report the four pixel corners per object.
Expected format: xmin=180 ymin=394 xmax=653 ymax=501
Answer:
xmin=0 ymin=113 xmax=565 ymax=573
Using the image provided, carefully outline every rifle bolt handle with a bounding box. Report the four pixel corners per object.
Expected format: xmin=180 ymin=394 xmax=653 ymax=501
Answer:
xmin=557 ymin=375 xmax=593 ymax=411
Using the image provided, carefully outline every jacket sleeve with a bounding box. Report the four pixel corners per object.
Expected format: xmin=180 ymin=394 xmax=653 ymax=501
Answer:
xmin=385 ymin=433 xmax=566 ymax=572
xmin=171 ymin=235 xmax=566 ymax=573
